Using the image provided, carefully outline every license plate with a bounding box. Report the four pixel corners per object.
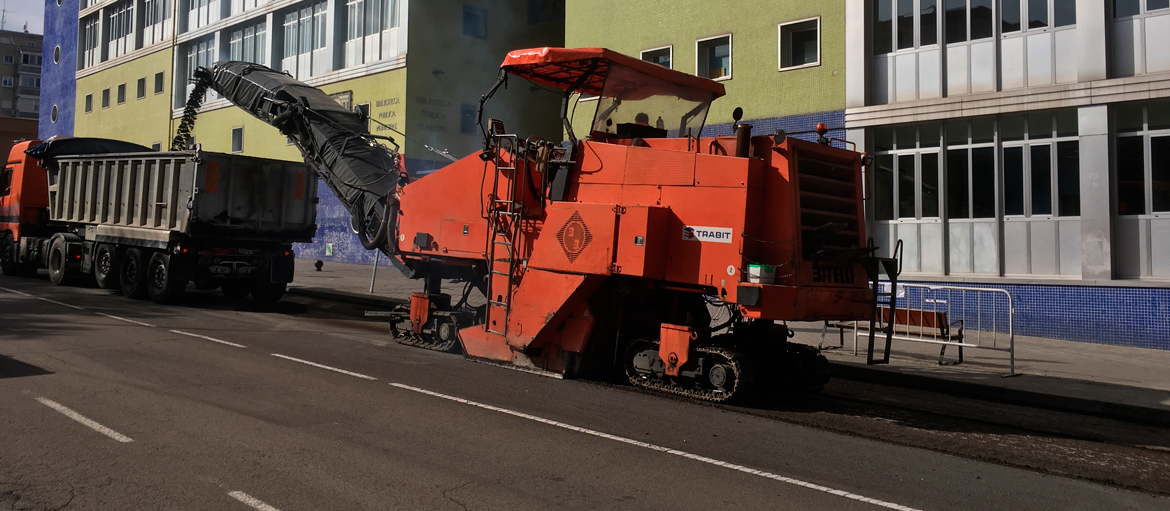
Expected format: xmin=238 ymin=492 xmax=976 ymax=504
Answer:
xmin=209 ymin=266 xmax=234 ymax=274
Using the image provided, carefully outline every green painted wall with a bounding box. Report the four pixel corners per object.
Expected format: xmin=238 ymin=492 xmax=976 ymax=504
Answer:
xmin=74 ymin=48 xmax=175 ymax=148
xmin=565 ymin=0 xmax=845 ymax=129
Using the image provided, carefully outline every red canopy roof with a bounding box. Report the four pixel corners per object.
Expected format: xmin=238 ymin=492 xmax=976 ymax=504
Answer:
xmin=500 ymin=47 xmax=726 ymax=99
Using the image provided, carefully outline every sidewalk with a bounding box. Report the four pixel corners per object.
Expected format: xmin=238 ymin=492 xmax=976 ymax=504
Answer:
xmin=289 ymin=258 xmax=1170 ymax=425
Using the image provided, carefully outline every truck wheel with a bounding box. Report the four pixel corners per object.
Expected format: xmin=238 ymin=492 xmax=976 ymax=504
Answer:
xmin=48 ymin=237 xmax=70 ymax=286
xmin=220 ymin=279 xmax=253 ymax=300
xmin=93 ymin=244 xmax=121 ymax=290
xmin=147 ymin=252 xmax=187 ymax=305
xmin=120 ymin=248 xmax=149 ymax=299
xmin=251 ymin=280 xmax=287 ymax=303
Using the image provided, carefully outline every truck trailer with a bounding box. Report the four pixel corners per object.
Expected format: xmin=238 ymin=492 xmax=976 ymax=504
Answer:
xmin=0 ymin=138 xmax=319 ymax=304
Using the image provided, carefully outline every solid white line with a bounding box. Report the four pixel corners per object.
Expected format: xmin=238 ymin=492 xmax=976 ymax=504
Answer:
xmin=37 ymin=297 xmax=85 ymax=310
xmin=389 ymin=383 xmax=921 ymax=511
xmin=0 ymin=287 xmax=32 ymax=296
xmin=35 ymin=397 xmax=133 ymax=443
xmin=270 ymin=354 xmax=377 ymax=380
xmin=94 ymin=312 xmax=156 ymax=327
xmin=170 ymin=329 xmax=246 ymax=348
xmin=227 ymin=491 xmax=282 ymax=511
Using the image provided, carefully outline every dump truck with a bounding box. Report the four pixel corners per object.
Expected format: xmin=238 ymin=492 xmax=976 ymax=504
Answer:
xmin=0 ymin=138 xmax=319 ymax=304
xmin=181 ymin=48 xmax=898 ymax=401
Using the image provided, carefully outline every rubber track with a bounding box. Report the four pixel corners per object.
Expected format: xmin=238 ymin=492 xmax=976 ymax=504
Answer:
xmin=626 ymin=344 xmax=754 ymax=403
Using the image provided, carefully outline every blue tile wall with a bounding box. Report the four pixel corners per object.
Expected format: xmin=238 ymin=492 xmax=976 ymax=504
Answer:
xmin=39 ymin=0 xmax=78 ymax=140
xmin=884 ymin=281 xmax=1170 ymax=350
xmin=704 ymin=110 xmax=847 ymax=148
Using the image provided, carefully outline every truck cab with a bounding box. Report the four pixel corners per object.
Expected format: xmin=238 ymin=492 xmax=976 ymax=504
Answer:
xmin=1 ymin=140 xmax=48 ymax=276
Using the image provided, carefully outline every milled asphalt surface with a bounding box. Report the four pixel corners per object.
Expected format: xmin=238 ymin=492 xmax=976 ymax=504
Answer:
xmin=1 ymin=274 xmax=1168 ymax=510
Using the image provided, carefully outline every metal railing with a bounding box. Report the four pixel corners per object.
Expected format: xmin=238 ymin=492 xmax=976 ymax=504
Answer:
xmin=833 ymin=283 xmax=1018 ymax=376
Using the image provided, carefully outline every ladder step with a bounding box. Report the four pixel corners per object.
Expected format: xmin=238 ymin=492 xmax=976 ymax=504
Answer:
xmin=489 ymin=300 xmax=509 ymax=306
xmin=493 ymin=240 xmax=512 ymax=246
xmin=491 ymin=271 xmax=510 ymax=276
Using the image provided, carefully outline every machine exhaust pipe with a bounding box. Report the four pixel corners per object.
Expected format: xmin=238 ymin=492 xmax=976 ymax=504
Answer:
xmin=735 ymin=123 xmax=753 ymax=158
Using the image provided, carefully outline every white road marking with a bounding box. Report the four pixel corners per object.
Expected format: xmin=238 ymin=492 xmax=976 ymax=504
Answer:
xmin=35 ymin=397 xmax=134 ymax=443
xmin=0 ymin=287 xmax=32 ymax=296
xmin=228 ymin=491 xmax=282 ymax=511
xmin=389 ymin=383 xmax=922 ymax=511
xmin=94 ymin=312 xmax=156 ymax=327
xmin=170 ymin=329 xmax=246 ymax=348
xmin=271 ymin=354 xmax=378 ymax=380
xmin=0 ymin=287 xmax=85 ymax=309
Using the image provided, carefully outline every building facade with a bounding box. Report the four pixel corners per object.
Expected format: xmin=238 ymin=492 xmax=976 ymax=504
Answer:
xmin=41 ymin=0 xmax=565 ymax=265
xmin=0 ymin=29 xmax=43 ymax=160
xmin=844 ymin=0 xmax=1169 ymax=348
xmin=565 ymin=0 xmax=848 ymax=143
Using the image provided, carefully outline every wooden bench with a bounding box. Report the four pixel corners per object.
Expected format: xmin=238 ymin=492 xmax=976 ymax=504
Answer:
xmin=824 ymin=308 xmax=965 ymax=365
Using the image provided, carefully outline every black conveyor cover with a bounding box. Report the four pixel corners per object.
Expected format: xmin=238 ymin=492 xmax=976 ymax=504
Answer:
xmin=26 ymin=137 xmax=154 ymax=168
xmin=203 ymin=61 xmax=400 ymax=243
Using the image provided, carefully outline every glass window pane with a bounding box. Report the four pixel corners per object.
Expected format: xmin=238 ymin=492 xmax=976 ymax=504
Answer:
xmin=1056 ymin=109 xmax=1078 ymax=137
xmin=946 ymin=119 xmax=968 ymax=145
xmin=1003 ymin=0 xmax=1021 ymax=32
xmin=1151 ymin=0 xmax=1170 ymax=9
xmin=1004 ymin=146 xmax=1025 ymax=215
xmin=899 ymin=154 xmax=918 ymax=218
xmin=1002 ymin=114 xmax=1026 ymax=141
xmin=971 ymin=117 xmax=995 ymax=143
xmin=1057 ymin=141 xmax=1080 ymax=216
xmin=896 ymin=124 xmax=917 ymax=148
xmin=1028 ymin=0 xmax=1048 ymax=28
xmin=922 ymin=0 xmax=938 ymax=45
xmin=1153 ymin=136 xmax=1170 ymax=212
xmin=920 ymin=122 xmax=941 ymax=147
xmin=1149 ymin=100 xmax=1170 ymax=131
xmin=1029 ymin=112 xmax=1052 ymax=139
xmin=1115 ymin=0 xmax=1140 ymax=17
xmin=1031 ymin=145 xmax=1053 ymax=215
xmin=947 ymin=149 xmax=971 ymax=218
xmin=898 ymin=0 xmax=915 ymax=49
xmin=1054 ymin=0 xmax=1077 ymax=26
xmin=922 ymin=153 xmax=941 ymax=217
xmin=946 ymin=0 xmax=967 ymax=43
xmin=875 ymin=0 xmax=894 ymax=54
xmin=875 ymin=154 xmax=895 ymax=220
xmin=1116 ymin=103 xmax=1144 ymax=132
xmin=1116 ymin=135 xmax=1146 ymax=215
xmin=874 ymin=127 xmax=894 ymax=151
xmin=971 ymin=0 xmax=994 ymax=39
xmin=971 ymin=147 xmax=996 ymax=217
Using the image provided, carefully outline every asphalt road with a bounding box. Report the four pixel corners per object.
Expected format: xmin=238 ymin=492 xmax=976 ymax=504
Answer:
xmin=1 ymin=275 xmax=1167 ymax=511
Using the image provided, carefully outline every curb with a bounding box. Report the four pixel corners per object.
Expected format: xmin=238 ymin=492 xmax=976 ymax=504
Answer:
xmin=828 ymin=361 xmax=1170 ymax=427
xmin=286 ymin=286 xmax=405 ymax=310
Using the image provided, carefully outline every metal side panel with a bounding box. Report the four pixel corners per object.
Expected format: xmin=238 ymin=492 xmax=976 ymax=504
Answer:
xmin=189 ymin=152 xmax=318 ymax=240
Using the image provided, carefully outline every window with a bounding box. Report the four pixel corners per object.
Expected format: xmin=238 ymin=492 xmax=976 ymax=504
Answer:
xmin=0 ymin=168 xmax=12 ymax=197
xmin=1116 ymin=100 xmax=1170 ymax=215
xmin=151 ymin=143 xmax=162 ymax=151
xmin=21 ymin=54 xmax=42 ymax=66
xmin=872 ymin=123 xmax=942 ymax=220
xmin=137 ymin=77 xmax=146 ymax=99
xmin=779 ymin=18 xmax=820 ymax=70
xmin=641 ymin=46 xmax=671 ymax=69
xmin=117 ymin=84 xmax=126 ymax=104
xmin=343 ymin=0 xmax=399 ymax=68
xmin=1 ymin=77 xmax=11 ymax=88
xmin=155 ymin=72 xmax=165 ymax=94
xmin=54 ymin=46 xmax=61 ymax=64
xmin=102 ymin=88 xmax=110 ymax=108
xmin=17 ymin=76 xmax=38 ymax=88
xmin=460 ymin=103 xmax=477 ymax=135
xmin=2 ymin=55 xmax=11 ymax=64
xmin=463 ymin=5 xmax=488 ymax=39
xmin=231 ymin=127 xmax=244 ymax=153
xmin=1116 ymin=0 xmax=1168 ymax=16
xmin=874 ymin=0 xmax=939 ymax=53
xmin=85 ymin=94 xmax=93 ymax=113
xmin=696 ymin=35 xmax=731 ymax=80
xmin=106 ymin=1 xmax=134 ymax=60
xmin=1005 ymin=0 xmax=1076 ymax=31
xmin=287 ymin=1 xmax=331 ymax=75
xmin=51 ymin=105 xmax=58 ymax=123
xmin=229 ymin=21 xmax=268 ymax=66
xmin=81 ymin=15 xmax=100 ymax=68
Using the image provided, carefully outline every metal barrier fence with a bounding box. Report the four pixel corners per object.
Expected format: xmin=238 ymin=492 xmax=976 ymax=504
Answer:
xmin=826 ymin=283 xmax=1018 ymax=376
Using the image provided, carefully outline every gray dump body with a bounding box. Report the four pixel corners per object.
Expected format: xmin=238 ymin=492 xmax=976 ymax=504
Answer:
xmin=48 ymin=149 xmax=318 ymax=246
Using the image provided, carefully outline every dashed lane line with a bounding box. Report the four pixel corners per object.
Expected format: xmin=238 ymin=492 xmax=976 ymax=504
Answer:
xmin=170 ymin=330 xmax=247 ymax=348
xmin=0 ymin=286 xmax=32 ymax=296
xmin=94 ymin=312 xmax=156 ymax=328
xmin=35 ymin=397 xmax=134 ymax=443
xmin=271 ymin=354 xmax=378 ymax=380
xmin=1 ymin=286 xmax=84 ymax=309
xmin=389 ymin=382 xmax=923 ymax=511
xmin=228 ymin=491 xmax=283 ymax=511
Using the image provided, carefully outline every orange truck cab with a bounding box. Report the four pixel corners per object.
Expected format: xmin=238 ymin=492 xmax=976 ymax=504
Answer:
xmin=0 ymin=140 xmax=50 ymax=276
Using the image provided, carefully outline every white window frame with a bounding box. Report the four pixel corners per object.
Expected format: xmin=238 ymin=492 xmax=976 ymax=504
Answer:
xmin=2 ymin=55 xmax=12 ymax=64
xmin=695 ymin=33 xmax=733 ymax=82
xmin=231 ymin=126 xmax=244 ymax=153
xmin=778 ymin=16 xmax=822 ymax=72
xmin=0 ymin=77 xmax=12 ymax=88
xmin=640 ymin=45 xmax=673 ymax=69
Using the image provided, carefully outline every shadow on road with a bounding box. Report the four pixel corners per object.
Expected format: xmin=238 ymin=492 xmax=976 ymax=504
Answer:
xmin=0 ymin=355 xmax=53 ymax=379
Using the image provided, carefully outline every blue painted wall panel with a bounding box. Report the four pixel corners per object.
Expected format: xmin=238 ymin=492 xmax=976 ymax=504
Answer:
xmin=39 ymin=0 xmax=78 ymax=140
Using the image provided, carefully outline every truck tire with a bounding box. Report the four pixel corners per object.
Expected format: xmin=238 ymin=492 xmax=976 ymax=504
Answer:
xmin=1 ymin=233 xmax=29 ymax=277
xmin=147 ymin=252 xmax=187 ymax=305
xmin=48 ymin=237 xmax=70 ymax=286
xmin=220 ymin=279 xmax=253 ymax=300
xmin=251 ymin=280 xmax=287 ymax=303
xmin=120 ymin=248 xmax=149 ymax=299
xmin=93 ymin=244 xmax=121 ymax=290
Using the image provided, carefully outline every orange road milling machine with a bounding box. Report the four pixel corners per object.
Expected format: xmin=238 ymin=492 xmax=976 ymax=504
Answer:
xmin=187 ymin=47 xmax=899 ymax=402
